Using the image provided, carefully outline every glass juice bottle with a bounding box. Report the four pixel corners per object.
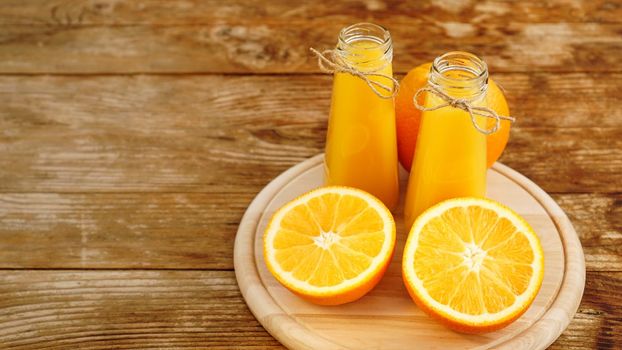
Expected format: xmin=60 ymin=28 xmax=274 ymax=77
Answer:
xmin=404 ymin=52 xmax=489 ymax=229
xmin=324 ymin=23 xmax=399 ymax=210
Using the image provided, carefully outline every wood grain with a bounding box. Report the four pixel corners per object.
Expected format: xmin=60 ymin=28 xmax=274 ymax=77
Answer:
xmin=553 ymin=193 xmax=622 ymax=272
xmin=0 ymin=1 xmax=621 ymax=73
xmin=0 ymin=270 xmax=282 ymax=349
xmin=1 ymin=0 xmax=620 ymax=25
xmin=0 ymin=73 xmax=619 ymax=271
xmin=0 ymin=74 xmax=620 ymax=193
xmin=0 ymin=0 xmax=619 ymax=348
xmin=0 ymin=193 xmax=252 ymax=269
xmin=0 ymin=270 xmax=616 ymax=350
xmin=0 ymin=191 xmax=618 ymax=271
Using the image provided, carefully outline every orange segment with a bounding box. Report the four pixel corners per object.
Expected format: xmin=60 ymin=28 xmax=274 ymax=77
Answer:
xmin=280 ymin=204 xmax=320 ymax=236
xmin=264 ymin=186 xmax=395 ymax=305
xmin=402 ymin=197 xmax=544 ymax=333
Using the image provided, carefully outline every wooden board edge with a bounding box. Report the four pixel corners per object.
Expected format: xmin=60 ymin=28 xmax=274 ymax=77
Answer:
xmin=234 ymin=154 xmax=345 ymax=350
xmin=492 ymin=163 xmax=586 ymax=350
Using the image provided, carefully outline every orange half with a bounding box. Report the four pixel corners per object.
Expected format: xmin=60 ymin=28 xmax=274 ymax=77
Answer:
xmin=402 ymin=197 xmax=544 ymax=333
xmin=264 ymin=186 xmax=396 ymax=305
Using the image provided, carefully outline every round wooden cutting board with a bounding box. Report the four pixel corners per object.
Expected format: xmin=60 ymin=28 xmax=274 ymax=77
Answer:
xmin=234 ymin=154 xmax=585 ymax=350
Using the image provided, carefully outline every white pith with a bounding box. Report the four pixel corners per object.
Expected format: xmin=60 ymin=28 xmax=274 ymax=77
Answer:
xmin=313 ymin=231 xmax=341 ymax=249
xmin=462 ymin=242 xmax=487 ymax=273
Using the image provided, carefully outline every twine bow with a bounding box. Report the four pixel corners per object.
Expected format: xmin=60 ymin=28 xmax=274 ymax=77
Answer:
xmin=310 ymin=47 xmax=399 ymax=99
xmin=413 ymin=85 xmax=516 ymax=135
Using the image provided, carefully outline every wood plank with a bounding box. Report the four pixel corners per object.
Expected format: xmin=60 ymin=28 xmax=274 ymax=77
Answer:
xmin=0 ymin=192 xmax=619 ymax=269
xmin=0 ymin=193 xmax=252 ymax=269
xmin=552 ymin=193 xmax=622 ymax=272
xmin=501 ymin=127 xmax=622 ymax=194
xmin=0 ymin=270 xmax=282 ymax=349
xmin=0 ymin=4 xmax=621 ymax=73
xmin=0 ymin=270 xmax=619 ymax=349
xmin=0 ymin=74 xmax=620 ymax=194
xmin=1 ymin=0 xmax=620 ymax=26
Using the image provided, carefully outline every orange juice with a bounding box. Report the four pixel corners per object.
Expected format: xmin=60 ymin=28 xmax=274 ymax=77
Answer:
xmin=404 ymin=52 xmax=489 ymax=228
xmin=324 ymin=23 xmax=399 ymax=210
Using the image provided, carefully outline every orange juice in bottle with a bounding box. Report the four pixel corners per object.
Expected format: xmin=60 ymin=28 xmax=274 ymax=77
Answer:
xmin=324 ymin=23 xmax=399 ymax=210
xmin=404 ymin=52 xmax=490 ymax=229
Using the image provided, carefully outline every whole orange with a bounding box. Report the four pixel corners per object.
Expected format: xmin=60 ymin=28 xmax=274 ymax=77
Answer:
xmin=395 ymin=63 xmax=511 ymax=170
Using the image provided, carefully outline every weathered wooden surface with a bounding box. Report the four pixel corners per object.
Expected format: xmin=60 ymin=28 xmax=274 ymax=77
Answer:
xmin=0 ymin=1 xmax=621 ymax=73
xmin=1 ymin=0 xmax=620 ymax=25
xmin=0 ymin=271 xmax=619 ymax=349
xmin=0 ymin=192 xmax=619 ymax=271
xmin=0 ymin=271 xmax=282 ymax=349
xmin=0 ymin=0 xmax=620 ymax=348
xmin=0 ymin=74 xmax=620 ymax=193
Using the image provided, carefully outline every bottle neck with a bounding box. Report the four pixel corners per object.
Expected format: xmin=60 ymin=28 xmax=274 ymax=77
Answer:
xmin=335 ymin=22 xmax=393 ymax=72
xmin=428 ymin=52 xmax=488 ymax=101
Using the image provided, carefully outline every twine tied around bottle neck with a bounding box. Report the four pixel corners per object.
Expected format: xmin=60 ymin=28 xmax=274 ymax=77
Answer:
xmin=413 ymin=85 xmax=516 ymax=135
xmin=310 ymin=47 xmax=399 ymax=99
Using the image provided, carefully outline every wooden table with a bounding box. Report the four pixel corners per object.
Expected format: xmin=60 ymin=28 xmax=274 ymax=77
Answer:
xmin=0 ymin=1 xmax=620 ymax=349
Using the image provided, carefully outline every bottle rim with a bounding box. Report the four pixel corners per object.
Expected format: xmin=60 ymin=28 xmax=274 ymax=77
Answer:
xmin=335 ymin=22 xmax=393 ymax=71
xmin=431 ymin=51 xmax=488 ymax=82
xmin=430 ymin=51 xmax=489 ymax=99
xmin=338 ymin=22 xmax=391 ymax=48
